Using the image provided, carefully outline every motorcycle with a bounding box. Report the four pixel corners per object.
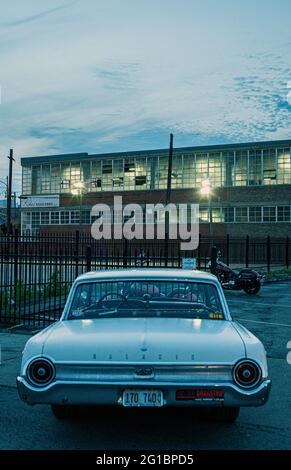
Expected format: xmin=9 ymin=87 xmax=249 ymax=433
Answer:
xmin=208 ymin=251 xmax=264 ymax=295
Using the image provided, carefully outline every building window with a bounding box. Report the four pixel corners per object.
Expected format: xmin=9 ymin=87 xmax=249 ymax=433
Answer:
xmin=81 ymin=210 xmax=91 ymax=224
xmin=31 ymin=212 xmax=40 ymax=234
xmin=263 ymin=207 xmax=276 ymax=222
xmin=60 ymin=163 xmax=71 ymax=193
xmin=172 ymin=155 xmax=183 ymax=189
xmin=135 ymin=175 xmax=147 ymax=186
xmin=21 ymin=211 xmax=31 ymax=234
xmin=81 ymin=161 xmax=91 ymax=184
xmin=31 ymin=165 xmax=41 ymax=194
xmin=61 ymin=179 xmax=70 ymax=190
xmin=135 ymin=158 xmax=151 ymax=189
xmin=70 ymin=211 xmax=80 ymax=224
xmin=223 ymin=152 xmax=235 ymax=187
xmin=263 ymin=149 xmax=276 ymax=185
xmin=199 ymin=208 xmax=209 ymax=223
xmin=157 ymin=156 xmax=168 ymax=189
xmin=209 ymin=153 xmax=222 ymax=188
xmin=183 ymin=154 xmax=195 ymax=188
xmin=124 ymin=158 xmax=135 ymax=190
xmin=40 ymin=212 xmax=50 ymax=225
xmin=235 ymin=151 xmax=248 ymax=186
xmin=22 ymin=166 xmax=32 ymax=195
xmin=212 ymin=207 xmax=222 ymax=222
xmin=277 ymin=148 xmax=291 ymax=184
xmin=224 ymin=207 xmax=235 ymax=223
xmin=249 ymin=207 xmax=262 ymax=222
xmin=235 ymin=207 xmax=248 ymax=223
xmin=195 ymin=153 xmax=208 ymax=186
xmin=91 ymin=178 xmax=102 ymax=189
xmin=249 ymin=150 xmax=262 ymax=185
xmin=70 ymin=164 xmax=81 ymax=183
xmin=41 ymin=165 xmax=51 ymax=193
xmin=60 ymin=211 xmax=70 ymax=224
xmin=112 ymin=177 xmax=124 ymax=188
xmin=91 ymin=161 xmax=102 ymax=192
xmin=50 ymin=212 xmax=60 ymax=224
xmin=277 ymin=206 xmax=290 ymax=222
xmin=112 ymin=159 xmax=124 ymax=190
xmin=51 ymin=164 xmax=61 ymax=193
xmin=102 ymin=160 xmax=113 ymax=191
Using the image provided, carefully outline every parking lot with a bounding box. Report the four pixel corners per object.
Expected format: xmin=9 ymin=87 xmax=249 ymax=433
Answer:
xmin=0 ymin=281 xmax=291 ymax=450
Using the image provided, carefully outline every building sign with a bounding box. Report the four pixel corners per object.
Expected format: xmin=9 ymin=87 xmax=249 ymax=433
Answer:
xmin=182 ymin=258 xmax=197 ymax=270
xmin=20 ymin=195 xmax=60 ymax=209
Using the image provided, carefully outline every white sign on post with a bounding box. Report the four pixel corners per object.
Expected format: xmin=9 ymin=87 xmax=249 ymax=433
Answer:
xmin=182 ymin=258 xmax=197 ymax=270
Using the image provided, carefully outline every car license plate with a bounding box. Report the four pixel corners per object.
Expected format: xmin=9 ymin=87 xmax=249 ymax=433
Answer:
xmin=122 ymin=389 xmax=163 ymax=407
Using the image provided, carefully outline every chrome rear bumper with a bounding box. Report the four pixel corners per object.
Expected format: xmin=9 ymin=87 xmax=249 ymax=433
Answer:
xmin=17 ymin=376 xmax=271 ymax=408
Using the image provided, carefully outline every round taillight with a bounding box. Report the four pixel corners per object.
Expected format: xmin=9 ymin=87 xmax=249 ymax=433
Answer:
xmin=233 ymin=361 xmax=261 ymax=388
xmin=27 ymin=358 xmax=55 ymax=387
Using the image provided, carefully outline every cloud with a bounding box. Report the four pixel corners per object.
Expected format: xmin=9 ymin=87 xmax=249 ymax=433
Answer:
xmin=287 ymin=81 xmax=291 ymax=106
xmin=0 ymin=1 xmax=79 ymax=27
xmin=0 ymin=0 xmax=290 ymax=194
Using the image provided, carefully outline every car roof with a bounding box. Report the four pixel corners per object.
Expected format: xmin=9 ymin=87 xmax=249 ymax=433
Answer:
xmin=75 ymin=268 xmax=218 ymax=284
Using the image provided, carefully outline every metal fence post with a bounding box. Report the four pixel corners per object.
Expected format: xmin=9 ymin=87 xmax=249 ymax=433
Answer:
xmin=197 ymin=233 xmax=201 ymax=269
xmin=86 ymin=245 xmax=92 ymax=272
xmin=286 ymin=236 xmax=289 ymax=269
xmin=226 ymin=234 xmax=230 ymax=266
xmin=210 ymin=245 xmax=217 ymax=274
xmin=164 ymin=231 xmax=168 ymax=267
xmin=245 ymin=235 xmax=249 ymax=268
xmin=13 ymin=229 xmax=19 ymax=322
xmin=267 ymin=235 xmax=271 ymax=273
xmin=75 ymin=230 xmax=80 ymax=278
xmin=123 ymin=238 xmax=128 ymax=268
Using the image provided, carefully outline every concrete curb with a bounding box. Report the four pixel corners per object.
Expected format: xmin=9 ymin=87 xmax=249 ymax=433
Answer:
xmin=264 ymin=276 xmax=291 ymax=283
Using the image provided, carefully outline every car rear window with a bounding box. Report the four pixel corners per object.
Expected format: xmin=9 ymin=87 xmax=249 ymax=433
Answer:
xmin=68 ymin=280 xmax=224 ymax=320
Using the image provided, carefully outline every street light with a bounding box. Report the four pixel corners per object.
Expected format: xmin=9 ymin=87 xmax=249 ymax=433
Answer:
xmin=200 ymin=178 xmax=213 ymax=238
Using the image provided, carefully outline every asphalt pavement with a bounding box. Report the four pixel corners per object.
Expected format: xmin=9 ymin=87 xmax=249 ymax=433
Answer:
xmin=0 ymin=281 xmax=291 ymax=450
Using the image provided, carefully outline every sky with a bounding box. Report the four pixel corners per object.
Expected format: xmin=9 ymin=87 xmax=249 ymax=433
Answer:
xmin=0 ymin=0 xmax=290 ymax=192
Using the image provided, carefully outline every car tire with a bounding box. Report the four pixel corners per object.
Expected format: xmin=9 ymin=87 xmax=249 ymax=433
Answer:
xmin=51 ymin=404 xmax=80 ymax=419
xmin=210 ymin=407 xmax=240 ymax=423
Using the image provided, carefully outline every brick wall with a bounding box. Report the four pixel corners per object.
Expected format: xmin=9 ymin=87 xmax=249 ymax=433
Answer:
xmin=40 ymin=185 xmax=291 ymax=238
xmin=60 ymin=184 xmax=291 ymax=207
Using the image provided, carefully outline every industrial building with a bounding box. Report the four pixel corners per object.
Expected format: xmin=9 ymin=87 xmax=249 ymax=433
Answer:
xmin=20 ymin=139 xmax=291 ymax=237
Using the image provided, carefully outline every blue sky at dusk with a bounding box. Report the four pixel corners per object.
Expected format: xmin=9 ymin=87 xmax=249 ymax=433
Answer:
xmin=0 ymin=0 xmax=290 ymax=190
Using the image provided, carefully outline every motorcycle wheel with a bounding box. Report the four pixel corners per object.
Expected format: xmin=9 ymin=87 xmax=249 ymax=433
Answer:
xmin=243 ymin=281 xmax=261 ymax=295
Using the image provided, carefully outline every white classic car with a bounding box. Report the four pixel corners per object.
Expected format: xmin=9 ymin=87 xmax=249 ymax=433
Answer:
xmin=17 ymin=269 xmax=271 ymax=422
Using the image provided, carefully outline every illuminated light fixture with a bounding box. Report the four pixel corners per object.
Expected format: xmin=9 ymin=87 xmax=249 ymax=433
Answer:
xmin=71 ymin=181 xmax=85 ymax=196
xmin=200 ymin=178 xmax=212 ymax=196
xmin=72 ymin=181 xmax=85 ymax=190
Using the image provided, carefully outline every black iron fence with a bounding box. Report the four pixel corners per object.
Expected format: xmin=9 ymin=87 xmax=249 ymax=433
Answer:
xmin=0 ymin=232 xmax=290 ymax=327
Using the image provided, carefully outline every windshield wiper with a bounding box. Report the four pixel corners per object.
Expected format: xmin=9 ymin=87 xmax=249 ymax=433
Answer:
xmin=94 ymin=308 xmax=118 ymax=316
xmin=150 ymin=299 xmax=218 ymax=312
xmin=77 ymin=304 xmax=117 ymax=315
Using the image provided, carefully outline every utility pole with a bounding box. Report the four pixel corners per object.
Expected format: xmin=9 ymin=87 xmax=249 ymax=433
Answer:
xmin=7 ymin=149 xmax=14 ymax=235
xmin=166 ymin=133 xmax=174 ymax=207
xmin=164 ymin=133 xmax=173 ymax=265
